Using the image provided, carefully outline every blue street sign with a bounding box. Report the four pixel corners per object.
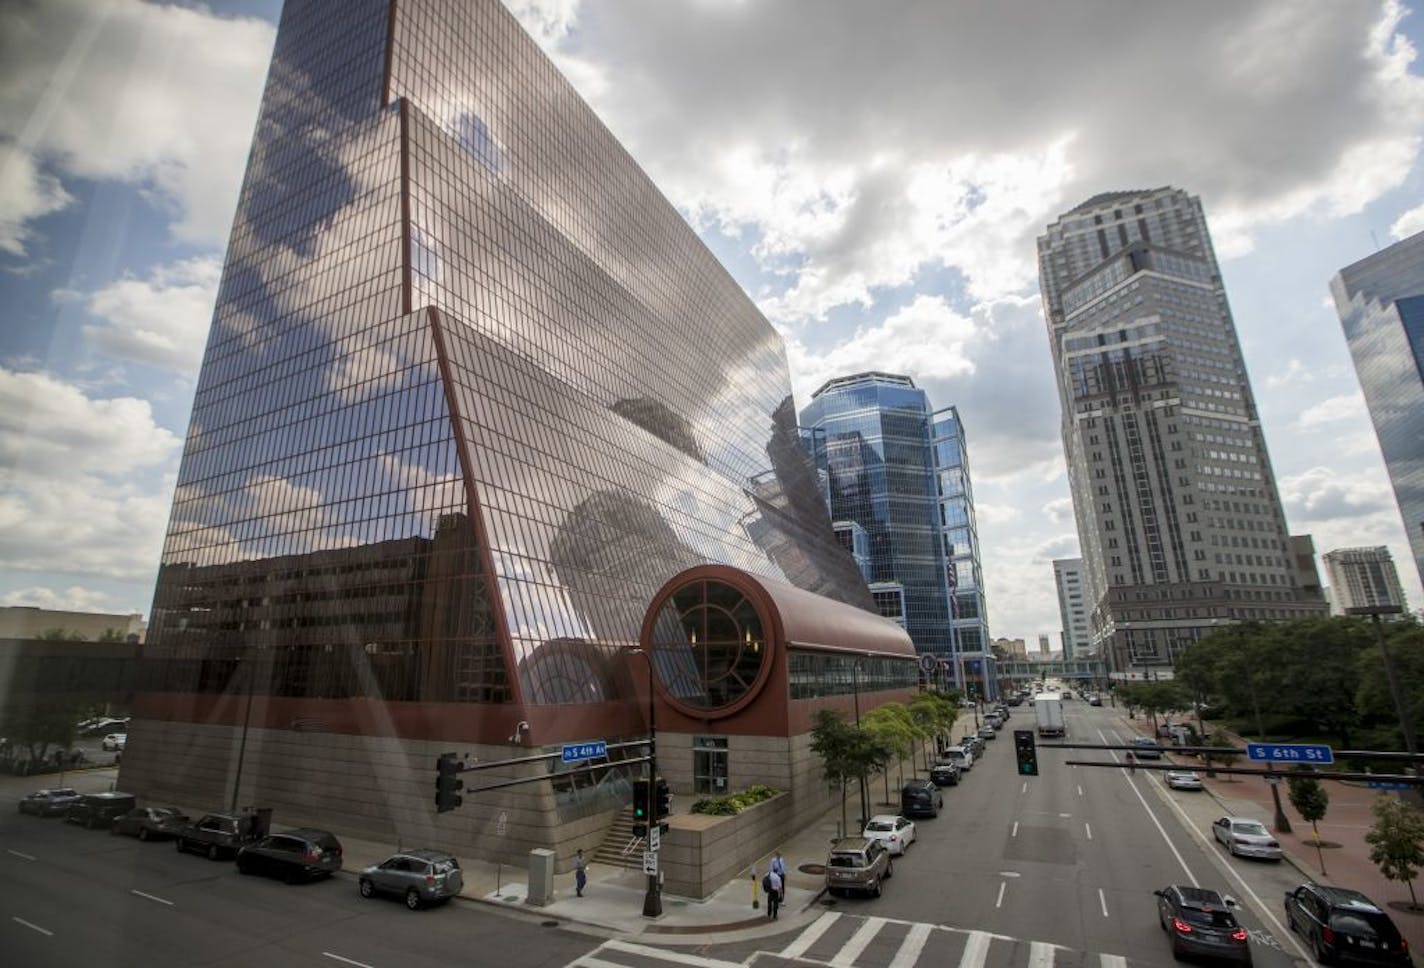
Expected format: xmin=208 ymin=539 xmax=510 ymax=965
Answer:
xmin=1368 ymin=781 xmax=1412 ymax=790
xmin=561 ymin=741 xmax=607 ymax=763
xmin=1246 ymin=742 xmax=1335 ymax=765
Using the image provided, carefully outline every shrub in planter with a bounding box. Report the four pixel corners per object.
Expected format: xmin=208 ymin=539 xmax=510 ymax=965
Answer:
xmin=690 ymin=784 xmax=779 ymax=816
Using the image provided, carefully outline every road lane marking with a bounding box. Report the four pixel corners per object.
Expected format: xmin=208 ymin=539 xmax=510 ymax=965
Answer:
xmin=1098 ymin=887 xmax=1109 ymax=917
xmin=1021 ymin=781 xmax=1027 ymax=794
xmin=131 ymin=889 xmax=173 ymax=906
xmin=1011 ymin=821 xmax=1019 ymax=837
xmin=830 ymin=917 xmax=886 ymax=967
xmin=959 ymin=930 xmax=992 ymax=968
xmin=605 ymin=941 xmax=742 ymax=968
xmin=12 ymin=917 xmax=52 ymax=937
xmin=1077 ymin=785 xmax=1083 ymax=796
xmin=1100 ymin=954 xmax=1127 ymax=968
xmin=322 ymin=956 xmax=374 ymax=968
xmin=578 ymin=959 xmax=624 ymax=968
xmin=889 ymin=922 xmax=933 ymax=968
xmin=1098 ymin=726 xmax=1198 ymax=884
xmin=781 ymin=912 xmax=840 ymax=959
xmin=995 ymin=881 xmax=1007 ymax=908
xmin=1030 ymin=941 xmax=1055 ymax=968
xmin=1085 ymin=822 xmax=1093 ymax=840
xmin=6 ymin=849 xmax=35 ymax=861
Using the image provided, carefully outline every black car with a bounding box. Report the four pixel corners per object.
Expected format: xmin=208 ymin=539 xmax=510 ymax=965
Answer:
xmin=236 ymin=828 xmax=343 ymax=883
xmin=1285 ymin=883 xmax=1411 ymax=966
xmin=17 ymin=788 xmax=81 ymax=817
xmin=65 ymin=792 xmax=137 ymax=829
xmin=111 ymin=806 xmax=189 ymax=841
xmin=1155 ymin=884 xmax=1252 ymax=964
xmin=930 ymin=762 xmax=961 ymax=786
xmin=900 ymin=780 xmax=943 ymax=818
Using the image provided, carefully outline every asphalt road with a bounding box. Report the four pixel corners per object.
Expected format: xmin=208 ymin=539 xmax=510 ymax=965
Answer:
xmin=0 ymin=804 xmax=600 ymax=968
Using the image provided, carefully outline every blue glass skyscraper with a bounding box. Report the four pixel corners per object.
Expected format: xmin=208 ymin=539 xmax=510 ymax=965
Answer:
xmin=1331 ymin=231 xmax=1424 ymax=592
xmin=931 ymin=406 xmax=991 ymax=655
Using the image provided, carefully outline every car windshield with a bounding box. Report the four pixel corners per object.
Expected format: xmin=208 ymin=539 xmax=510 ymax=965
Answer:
xmin=1232 ymin=821 xmax=1268 ymax=837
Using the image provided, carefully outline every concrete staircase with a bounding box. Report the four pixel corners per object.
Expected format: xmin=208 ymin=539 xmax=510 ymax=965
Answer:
xmin=592 ymin=807 xmax=645 ymax=871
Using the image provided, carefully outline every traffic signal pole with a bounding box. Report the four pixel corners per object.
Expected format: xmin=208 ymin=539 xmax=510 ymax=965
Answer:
xmin=627 ymin=647 xmax=662 ymax=919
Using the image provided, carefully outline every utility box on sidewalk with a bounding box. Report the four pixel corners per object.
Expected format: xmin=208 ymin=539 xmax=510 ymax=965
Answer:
xmin=526 ymin=848 xmax=555 ymax=906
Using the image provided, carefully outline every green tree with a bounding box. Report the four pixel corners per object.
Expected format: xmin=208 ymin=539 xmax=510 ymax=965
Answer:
xmin=1201 ymin=735 xmax=1241 ymax=779
xmin=1356 ymin=622 xmax=1424 ymax=753
xmin=908 ymin=691 xmax=958 ymax=771
xmin=40 ymin=627 xmax=86 ymax=641
xmin=0 ymin=702 xmax=81 ymax=766
xmin=1288 ymin=768 xmax=1331 ymax=873
xmin=810 ymin=710 xmax=858 ymax=836
xmin=1366 ymin=795 xmax=1424 ymax=910
xmin=1269 ymin=617 xmax=1371 ymax=746
xmin=862 ymin=704 xmax=915 ymax=805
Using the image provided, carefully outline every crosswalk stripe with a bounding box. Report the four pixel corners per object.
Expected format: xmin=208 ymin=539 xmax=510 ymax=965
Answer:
xmin=602 ymin=940 xmax=742 ymax=968
xmin=889 ymin=922 xmax=933 ymax=968
xmin=958 ymin=930 xmax=992 ymax=968
xmin=1100 ymin=954 xmax=1127 ymax=968
xmin=573 ymin=958 xmax=624 ymax=968
xmin=1029 ymin=941 xmax=1055 ymax=968
xmin=781 ymin=911 xmax=841 ymax=960
xmin=830 ymin=916 xmax=888 ymax=967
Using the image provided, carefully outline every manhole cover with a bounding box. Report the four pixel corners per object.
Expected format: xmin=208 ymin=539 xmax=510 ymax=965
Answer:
xmin=799 ymin=863 xmax=826 ymax=875
xmin=541 ymin=920 xmax=560 ymax=928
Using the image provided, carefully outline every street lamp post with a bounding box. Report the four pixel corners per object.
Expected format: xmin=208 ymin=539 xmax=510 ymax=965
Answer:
xmin=851 ymin=655 xmax=869 ymax=832
xmin=627 ymin=647 xmax=662 ymax=919
xmin=1346 ymin=604 xmax=1416 ymax=775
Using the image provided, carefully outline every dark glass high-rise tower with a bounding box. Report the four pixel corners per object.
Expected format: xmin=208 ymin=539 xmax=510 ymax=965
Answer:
xmin=1038 ymin=188 xmax=1326 ymax=674
xmin=123 ymin=0 xmax=877 ymax=849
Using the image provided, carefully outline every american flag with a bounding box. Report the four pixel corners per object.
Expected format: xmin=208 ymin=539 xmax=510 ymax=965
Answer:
xmin=946 ymin=561 xmax=958 ymax=590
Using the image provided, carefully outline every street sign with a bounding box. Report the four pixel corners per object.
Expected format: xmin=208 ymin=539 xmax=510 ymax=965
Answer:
xmin=561 ymin=740 xmax=607 ymax=763
xmin=642 ymin=851 xmax=658 ymax=875
xmin=1246 ymin=742 xmax=1334 ymax=765
xmin=648 ymin=825 xmax=660 ymax=851
xmin=1369 ymin=781 xmax=1412 ymax=790
xmin=919 ymin=654 xmax=939 ymax=675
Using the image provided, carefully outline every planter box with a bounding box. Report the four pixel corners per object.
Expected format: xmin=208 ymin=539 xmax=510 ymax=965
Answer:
xmin=659 ymin=791 xmax=793 ymax=898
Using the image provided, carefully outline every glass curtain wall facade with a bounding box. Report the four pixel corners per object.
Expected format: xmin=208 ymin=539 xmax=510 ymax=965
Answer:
xmin=1331 ymin=232 xmax=1424 ymax=593
xmin=799 ymin=374 xmax=954 ymax=657
xmin=931 ymin=406 xmax=989 ymax=655
xmin=137 ymin=0 xmax=875 ymax=751
xmin=1038 ymin=187 xmax=1326 ymax=674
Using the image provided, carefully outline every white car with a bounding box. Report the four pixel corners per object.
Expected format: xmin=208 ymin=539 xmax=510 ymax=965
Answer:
xmin=862 ymin=815 xmax=916 ymax=856
xmin=943 ymin=746 xmax=974 ymax=771
xmin=101 ymin=733 xmax=127 ymax=752
xmin=1211 ymin=816 xmax=1282 ymax=861
xmin=1164 ymin=770 xmax=1203 ymax=791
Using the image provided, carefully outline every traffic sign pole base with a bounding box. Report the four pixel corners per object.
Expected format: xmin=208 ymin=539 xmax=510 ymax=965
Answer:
xmin=642 ymin=875 xmax=662 ymax=918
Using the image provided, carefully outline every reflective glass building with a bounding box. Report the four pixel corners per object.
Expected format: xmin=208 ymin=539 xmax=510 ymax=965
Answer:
xmin=799 ymin=374 xmax=955 ymax=657
xmin=1331 ymin=232 xmax=1424 ymax=592
xmin=930 ymin=406 xmax=989 ymax=657
xmin=1038 ymin=188 xmax=1326 ymax=675
xmin=121 ymin=0 xmax=908 ymax=864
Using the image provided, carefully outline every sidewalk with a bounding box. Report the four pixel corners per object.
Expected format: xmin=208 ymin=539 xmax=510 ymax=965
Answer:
xmin=1116 ymin=714 xmax=1424 ymax=954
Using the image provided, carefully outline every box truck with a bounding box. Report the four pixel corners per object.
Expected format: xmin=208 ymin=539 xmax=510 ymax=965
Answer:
xmin=1034 ymin=693 xmax=1065 ymax=737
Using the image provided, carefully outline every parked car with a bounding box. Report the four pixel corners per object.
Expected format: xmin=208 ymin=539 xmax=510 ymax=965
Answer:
xmin=359 ymin=849 xmax=463 ymax=909
xmin=930 ymin=762 xmax=961 ymax=786
xmin=236 ymin=828 xmax=343 ymax=883
xmin=111 ymin=806 xmax=189 ymax=841
xmin=1285 ymin=883 xmax=1411 ymax=966
xmin=1211 ymin=817 xmax=1282 ymax=861
xmin=943 ymin=746 xmax=974 ymax=772
xmin=101 ymin=733 xmax=127 ymax=752
xmin=1088 ymin=695 xmax=1103 ymax=707
xmin=900 ymin=780 xmax=943 ymax=819
xmin=825 ymin=837 xmax=892 ymax=898
xmin=176 ymin=813 xmax=253 ymax=860
xmin=1132 ymin=737 xmax=1164 ymax=760
xmin=984 ymin=714 xmax=1004 ymax=731
xmin=65 ymin=792 xmax=137 ymax=829
xmin=863 ymin=814 xmax=916 ymax=855
xmin=1155 ymin=884 xmax=1251 ymax=964
xmin=959 ymin=735 xmax=984 ymax=756
xmin=977 ymin=725 xmax=997 ymax=740
xmin=1165 ymin=770 xmax=1204 ymax=791
xmin=17 ymin=787 xmax=81 ymax=817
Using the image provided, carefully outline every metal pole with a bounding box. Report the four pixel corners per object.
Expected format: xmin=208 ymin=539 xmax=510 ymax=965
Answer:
xmin=230 ymin=653 xmax=256 ymax=814
xmin=629 ymin=648 xmax=662 ymax=919
xmin=853 ymin=657 xmax=868 ymax=831
xmin=1373 ymin=613 xmax=1420 ymax=777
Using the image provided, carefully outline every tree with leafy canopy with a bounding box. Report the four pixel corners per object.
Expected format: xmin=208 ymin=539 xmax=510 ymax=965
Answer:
xmin=1366 ymin=795 xmax=1424 ymax=910
xmin=0 ymin=702 xmax=81 ymax=767
xmin=1288 ymin=768 xmax=1331 ymax=873
xmin=861 ymin=704 xmax=915 ymax=805
xmin=1201 ymin=734 xmax=1242 ymax=779
xmin=909 ymin=690 xmax=958 ymax=770
xmin=1356 ymin=621 xmax=1424 ymax=752
xmin=810 ymin=709 xmax=882 ymax=834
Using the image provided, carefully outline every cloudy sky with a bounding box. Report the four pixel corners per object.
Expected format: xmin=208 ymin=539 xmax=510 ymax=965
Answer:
xmin=2 ymin=0 xmax=1423 ymax=645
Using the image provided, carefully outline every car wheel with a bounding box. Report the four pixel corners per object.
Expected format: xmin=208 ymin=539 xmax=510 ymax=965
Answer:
xmin=237 ymin=859 xmax=250 ymax=876
xmin=176 ymin=838 xmax=185 ymax=853
xmin=885 ymin=860 xmax=894 ymax=879
xmin=138 ymin=828 xmax=149 ymax=842
xmin=871 ymin=878 xmax=882 ymax=898
xmin=207 ymin=844 xmax=220 ymax=861
xmin=1286 ymin=910 xmax=1297 ymax=933
xmin=359 ymin=879 xmax=375 ymax=898
xmin=405 ymin=888 xmax=422 ymax=911
xmin=283 ymin=867 xmax=298 ymax=885
xmin=1171 ymin=939 xmax=1185 ymax=961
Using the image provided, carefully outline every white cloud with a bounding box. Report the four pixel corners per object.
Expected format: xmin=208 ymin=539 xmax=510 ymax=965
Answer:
xmin=0 ymin=0 xmax=274 ymax=254
xmin=1279 ymin=465 xmax=1396 ymax=522
xmin=0 ymin=140 xmax=73 ymax=256
xmin=1297 ymin=391 xmax=1369 ymax=428
xmin=1392 ymin=200 xmax=1424 ymax=238
xmin=80 ymin=257 xmax=221 ymax=372
xmin=0 ymin=584 xmax=120 ymax=612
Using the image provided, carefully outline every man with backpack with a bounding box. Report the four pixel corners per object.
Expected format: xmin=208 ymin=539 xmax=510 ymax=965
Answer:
xmin=763 ymin=867 xmax=783 ymax=919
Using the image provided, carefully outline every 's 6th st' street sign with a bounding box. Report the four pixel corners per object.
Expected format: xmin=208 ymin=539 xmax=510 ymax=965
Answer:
xmin=1246 ymin=742 xmax=1335 ymax=765
xmin=561 ymin=741 xmax=607 ymax=763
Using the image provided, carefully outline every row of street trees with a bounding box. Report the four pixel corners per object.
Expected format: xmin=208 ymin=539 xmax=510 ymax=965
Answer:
xmin=809 ymin=690 xmax=959 ymax=835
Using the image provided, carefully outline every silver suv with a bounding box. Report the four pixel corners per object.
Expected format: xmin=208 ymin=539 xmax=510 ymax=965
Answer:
xmin=359 ymin=849 xmax=464 ymax=909
xmin=825 ymin=837 xmax=893 ymax=898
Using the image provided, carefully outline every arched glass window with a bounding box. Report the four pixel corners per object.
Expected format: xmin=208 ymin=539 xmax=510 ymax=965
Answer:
xmin=649 ymin=579 xmax=766 ymax=713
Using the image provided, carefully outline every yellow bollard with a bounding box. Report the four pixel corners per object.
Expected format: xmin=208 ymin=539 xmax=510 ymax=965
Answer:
xmin=751 ymin=866 xmax=760 ymax=909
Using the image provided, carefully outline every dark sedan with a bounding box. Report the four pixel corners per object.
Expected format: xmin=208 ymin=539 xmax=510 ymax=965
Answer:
xmin=1155 ymin=884 xmax=1251 ymax=964
xmin=111 ymin=806 xmax=189 ymax=841
xmin=17 ymin=788 xmax=81 ymax=817
xmin=1286 ymin=883 xmax=1411 ymax=966
xmin=930 ymin=762 xmax=961 ymax=786
xmin=236 ymin=828 xmax=343 ymax=883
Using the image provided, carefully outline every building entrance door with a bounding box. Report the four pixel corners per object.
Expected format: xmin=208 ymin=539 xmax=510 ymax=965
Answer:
xmin=693 ymin=736 xmax=728 ymax=794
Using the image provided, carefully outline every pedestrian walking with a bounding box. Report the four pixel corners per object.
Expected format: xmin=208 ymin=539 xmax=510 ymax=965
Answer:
xmin=770 ymin=850 xmax=788 ymax=910
xmin=1125 ymin=750 xmax=1136 ymax=774
xmin=765 ymin=868 xmax=783 ymax=919
xmin=574 ymin=848 xmax=587 ymax=897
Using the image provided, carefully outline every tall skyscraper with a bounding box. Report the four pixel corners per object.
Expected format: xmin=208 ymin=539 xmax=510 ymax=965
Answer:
xmin=1322 ymin=546 xmax=1409 ymax=615
xmin=122 ymin=0 xmax=900 ymax=858
xmin=1038 ymin=187 xmax=1326 ymax=674
xmin=800 ymin=373 xmax=954 ymax=657
xmin=1331 ymin=232 xmax=1424 ymax=592
xmin=931 ymin=406 xmax=990 ymax=654
xmin=1052 ymin=557 xmax=1092 ymax=657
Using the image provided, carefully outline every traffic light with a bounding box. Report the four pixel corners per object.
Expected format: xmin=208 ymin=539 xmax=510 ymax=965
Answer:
xmin=632 ymin=777 xmax=651 ymax=823
xmin=654 ymin=777 xmax=671 ymax=819
xmin=435 ymin=752 xmax=464 ymax=813
xmin=1013 ymin=729 xmax=1038 ymax=776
